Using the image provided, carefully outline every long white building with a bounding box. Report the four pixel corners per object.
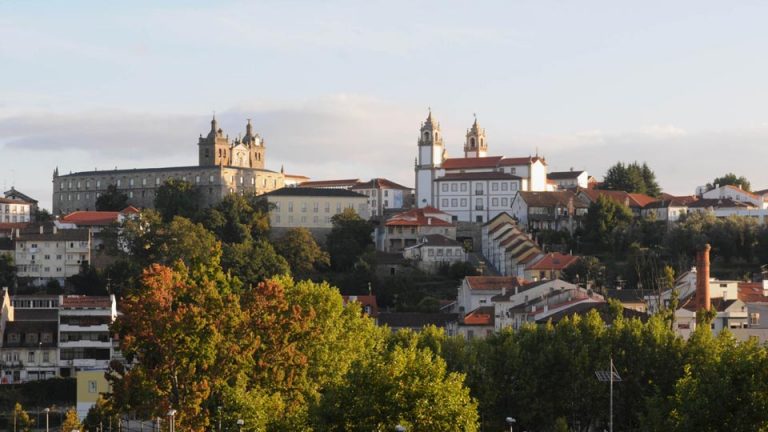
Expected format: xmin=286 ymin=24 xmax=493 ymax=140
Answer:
xmin=414 ymin=111 xmax=549 ymax=223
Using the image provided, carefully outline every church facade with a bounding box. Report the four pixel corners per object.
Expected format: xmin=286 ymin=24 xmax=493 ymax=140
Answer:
xmin=52 ymin=117 xmax=286 ymax=215
xmin=414 ymin=111 xmax=549 ymax=223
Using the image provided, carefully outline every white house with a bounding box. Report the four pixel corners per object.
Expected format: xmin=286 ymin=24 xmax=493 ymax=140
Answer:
xmin=456 ymin=276 xmax=526 ymax=318
xmin=482 ymin=213 xmax=542 ymax=277
xmin=547 ymin=170 xmax=590 ymax=190
xmin=0 ymin=197 xmax=31 ymax=224
xmin=351 ymin=178 xmax=413 ymax=217
xmin=402 ymin=234 xmax=466 ymax=271
xmin=700 ymin=185 xmax=767 ymax=208
xmin=14 ymin=225 xmax=91 ymax=287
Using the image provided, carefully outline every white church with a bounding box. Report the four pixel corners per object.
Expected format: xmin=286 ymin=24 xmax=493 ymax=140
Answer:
xmin=414 ymin=111 xmax=549 ymax=223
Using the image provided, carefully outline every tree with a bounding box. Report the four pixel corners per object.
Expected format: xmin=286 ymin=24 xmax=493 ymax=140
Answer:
xmin=326 ymin=209 xmax=374 ymax=271
xmin=273 ymin=228 xmax=329 ymax=278
xmin=95 ymin=184 xmax=129 ymax=211
xmin=582 ymin=195 xmax=633 ymax=254
xmin=315 ymin=333 xmax=479 ymax=432
xmin=154 ymin=179 xmax=203 ymax=222
xmin=60 ymin=408 xmax=82 ymax=432
xmin=33 ymin=208 xmax=52 ymax=222
xmin=10 ymin=403 xmax=34 ymax=432
xmin=201 ymin=193 xmax=272 ymax=244
xmin=222 ymin=239 xmax=290 ymax=286
xmin=708 ymin=173 xmax=751 ymax=192
xmin=0 ymin=254 xmax=15 ymax=289
xmin=602 ymin=161 xmax=661 ymax=196
xmin=84 ymin=397 xmax=120 ymax=432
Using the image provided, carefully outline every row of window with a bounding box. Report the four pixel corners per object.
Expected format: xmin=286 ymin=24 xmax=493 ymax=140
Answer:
xmin=1 ymin=351 xmax=51 ymax=363
xmin=440 ymin=181 xmax=519 ymax=193
xmin=7 ymin=332 xmax=54 ymax=344
xmin=1 ymin=215 xmax=25 ymax=223
xmin=281 ymin=202 xmax=363 ymax=214
xmin=1 ymin=204 xmax=27 ymax=213
xmin=274 ymin=215 xmax=332 ymax=224
xmin=441 ymin=198 xmax=512 ymax=208
xmin=426 ymin=247 xmax=463 ymax=257
xmin=19 ymin=242 xmax=88 ymax=249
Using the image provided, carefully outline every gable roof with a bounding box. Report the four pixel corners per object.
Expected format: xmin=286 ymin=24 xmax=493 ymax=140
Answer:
xmin=442 ymin=156 xmax=503 ymax=170
xmin=465 ymin=276 xmax=525 ymax=291
xmin=462 ymin=306 xmax=495 ymax=326
xmin=645 ymin=195 xmax=698 ymax=209
xmin=536 ymin=301 xmax=648 ymax=325
xmin=342 ymin=295 xmax=380 ymax=317
xmin=738 ymin=282 xmax=768 ymax=303
xmin=264 ymin=187 xmax=366 ymax=198
xmin=3 ymin=188 xmax=37 ymax=204
xmin=517 ymin=191 xmax=583 ymax=207
xmin=526 ymin=253 xmax=579 ymax=271
xmin=420 ymin=234 xmax=462 ymax=247
xmin=688 ymin=198 xmax=756 ymax=209
xmin=499 ymin=156 xmax=547 ymax=166
xmin=351 ymin=178 xmax=412 ymax=190
xmin=548 ymin=171 xmax=584 ymax=180
xmin=385 ymin=206 xmax=454 ymax=227
xmin=580 ymin=189 xmax=657 ymax=209
xmin=297 ymin=179 xmax=360 ymax=188
xmin=435 ymin=172 xmax=521 ymax=181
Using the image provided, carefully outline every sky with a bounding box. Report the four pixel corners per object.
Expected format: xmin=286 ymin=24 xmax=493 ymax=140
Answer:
xmin=2 ymin=1 xmax=768 ymax=210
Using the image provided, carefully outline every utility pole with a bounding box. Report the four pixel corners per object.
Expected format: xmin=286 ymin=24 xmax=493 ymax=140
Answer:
xmin=595 ymin=355 xmax=622 ymax=432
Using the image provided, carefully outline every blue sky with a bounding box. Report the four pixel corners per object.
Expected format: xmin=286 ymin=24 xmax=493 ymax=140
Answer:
xmin=2 ymin=1 xmax=768 ymax=209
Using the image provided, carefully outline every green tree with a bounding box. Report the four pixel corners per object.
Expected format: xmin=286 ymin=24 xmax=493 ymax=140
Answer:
xmin=154 ymin=179 xmax=203 ymax=222
xmin=201 ymin=193 xmax=272 ymax=244
xmin=273 ymin=228 xmax=329 ymax=278
xmin=583 ymin=195 xmax=633 ymax=254
xmin=602 ymin=161 xmax=661 ymax=196
xmin=222 ymin=239 xmax=290 ymax=286
xmin=95 ymin=184 xmax=129 ymax=211
xmin=10 ymin=403 xmax=34 ymax=432
xmin=708 ymin=173 xmax=751 ymax=192
xmin=84 ymin=397 xmax=120 ymax=432
xmin=315 ymin=332 xmax=479 ymax=432
xmin=60 ymin=408 xmax=82 ymax=432
xmin=326 ymin=208 xmax=374 ymax=271
xmin=562 ymin=256 xmax=605 ymax=289
xmin=33 ymin=208 xmax=52 ymax=222
xmin=0 ymin=254 xmax=15 ymax=289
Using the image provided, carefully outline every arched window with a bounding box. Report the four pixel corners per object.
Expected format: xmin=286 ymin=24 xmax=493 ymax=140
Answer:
xmin=480 ymin=138 xmax=484 ymax=146
xmin=470 ymin=137 xmax=476 ymax=148
xmin=423 ymin=131 xmax=430 ymax=140
xmin=205 ymin=149 xmax=209 ymax=157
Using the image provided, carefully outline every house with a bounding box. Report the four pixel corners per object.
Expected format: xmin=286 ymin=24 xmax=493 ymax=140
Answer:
xmin=0 ymin=197 xmax=32 ymax=224
xmin=481 ymin=213 xmax=542 ymax=277
xmin=402 ymin=234 xmax=467 ymax=271
xmin=382 ymin=206 xmax=455 ymax=252
xmin=524 ymin=252 xmax=579 ymax=281
xmin=642 ymin=195 xmax=698 ymax=225
xmin=76 ymin=369 xmax=110 ymax=420
xmin=297 ymin=178 xmax=360 ymax=190
xmin=351 ymin=178 xmax=413 ymax=217
xmin=456 ymin=276 xmax=526 ymax=317
xmin=535 ymin=301 xmax=647 ymax=326
xmin=14 ymin=224 xmax=91 ymax=287
xmin=510 ymin=191 xmax=589 ymax=233
xmin=414 ymin=111 xmax=550 ymax=222
xmin=686 ymin=198 xmax=768 ymax=224
xmin=59 ymin=207 xmax=140 ymax=269
xmin=457 ymin=306 xmax=495 ymax=339
xmin=700 ymin=184 xmax=767 ymax=208
xmin=547 ymin=170 xmax=590 ymax=190
xmin=3 ymin=188 xmax=38 ymax=220
xmin=604 ymin=289 xmax=647 ymax=313
xmin=264 ymin=187 xmax=369 ymax=240
xmin=490 ymin=279 xmax=588 ymax=330
xmin=578 ymin=189 xmax=657 ymax=217
xmin=342 ymin=295 xmax=379 ymax=318
xmin=58 ymin=295 xmax=117 ymax=377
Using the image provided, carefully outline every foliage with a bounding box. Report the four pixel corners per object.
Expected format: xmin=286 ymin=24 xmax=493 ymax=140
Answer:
xmin=561 ymin=255 xmax=605 ymax=289
xmin=10 ymin=403 xmax=33 ymax=432
xmin=60 ymin=408 xmax=81 ymax=432
xmin=154 ymin=179 xmax=203 ymax=222
xmin=314 ymin=332 xmax=478 ymax=432
xmin=84 ymin=397 xmax=120 ymax=432
xmin=0 ymin=255 xmax=15 ymax=290
xmin=708 ymin=173 xmax=751 ymax=192
xmin=602 ymin=161 xmax=661 ymax=197
xmin=200 ymin=193 xmax=271 ymax=244
xmin=222 ymin=239 xmax=290 ymax=286
xmin=33 ymin=208 xmax=52 ymax=222
xmin=95 ymin=184 xmax=129 ymax=211
xmin=582 ymin=195 xmax=633 ymax=254
xmin=67 ymin=263 xmax=108 ymax=295
xmin=273 ymin=228 xmax=329 ymax=278
xmin=326 ymin=208 xmax=374 ymax=271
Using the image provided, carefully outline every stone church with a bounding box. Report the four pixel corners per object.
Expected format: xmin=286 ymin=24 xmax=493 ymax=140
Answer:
xmin=52 ymin=116 xmax=289 ymax=215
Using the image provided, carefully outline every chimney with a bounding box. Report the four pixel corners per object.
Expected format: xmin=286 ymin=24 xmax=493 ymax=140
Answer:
xmin=696 ymin=244 xmax=711 ymax=311
xmin=427 ymin=217 xmax=432 ymax=225
xmin=53 ymin=226 xmax=57 ymax=235
xmin=501 ymin=286 xmax=507 ymax=297
xmin=39 ymin=225 xmax=44 ymax=234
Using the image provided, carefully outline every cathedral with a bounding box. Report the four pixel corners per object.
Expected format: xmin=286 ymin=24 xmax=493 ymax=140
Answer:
xmin=52 ymin=116 xmax=290 ymax=214
xmin=414 ymin=110 xmax=549 ymax=222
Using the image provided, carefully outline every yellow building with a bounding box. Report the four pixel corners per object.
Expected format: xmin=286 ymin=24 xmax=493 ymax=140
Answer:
xmin=76 ymin=369 xmax=110 ymax=420
xmin=265 ymin=187 xmax=369 ymax=230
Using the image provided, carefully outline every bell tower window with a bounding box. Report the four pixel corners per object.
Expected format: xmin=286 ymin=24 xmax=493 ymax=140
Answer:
xmin=470 ymin=137 xmax=476 ymax=148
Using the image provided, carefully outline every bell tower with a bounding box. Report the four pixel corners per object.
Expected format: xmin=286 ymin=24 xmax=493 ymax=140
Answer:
xmin=415 ymin=109 xmax=444 ymax=207
xmin=199 ymin=114 xmax=231 ymax=166
xmin=464 ymin=114 xmax=487 ymax=158
xmin=242 ymin=119 xmax=266 ymax=169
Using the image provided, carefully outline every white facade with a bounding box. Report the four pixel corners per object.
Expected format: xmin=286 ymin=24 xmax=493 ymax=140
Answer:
xmin=0 ymin=198 xmax=31 ymax=223
xmin=701 ymin=185 xmax=767 ymax=208
xmin=58 ymin=296 xmax=117 ymax=375
xmin=435 ymin=176 xmax=521 ymax=223
xmin=15 ymin=226 xmax=91 ymax=286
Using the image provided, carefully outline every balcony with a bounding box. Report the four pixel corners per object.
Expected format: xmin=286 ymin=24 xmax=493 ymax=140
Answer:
xmin=474 ymin=190 xmax=484 ymax=196
xmin=475 ymin=206 xmax=484 ymax=211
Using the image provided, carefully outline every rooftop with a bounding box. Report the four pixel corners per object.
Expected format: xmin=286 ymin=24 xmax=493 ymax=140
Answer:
xmin=526 ymin=253 xmax=579 ymax=271
xmin=377 ymin=312 xmax=458 ymax=329
xmin=264 ymin=187 xmax=366 ymax=198
xmin=465 ymin=276 xmax=526 ymax=291
xmin=61 ymin=295 xmax=113 ymax=309
xmin=385 ymin=206 xmax=454 ymax=227
xmin=297 ymin=179 xmax=360 ymax=188
xmin=547 ymin=170 xmax=585 ymax=180
xmin=352 ymin=178 xmax=412 ymax=190
xmin=462 ymin=306 xmax=495 ymax=326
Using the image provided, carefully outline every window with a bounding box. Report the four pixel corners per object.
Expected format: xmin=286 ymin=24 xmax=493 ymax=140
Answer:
xmin=28 ymin=352 xmax=34 ymax=363
xmin=209 ymin=175 xmax=215 ymax=183
xmin=155 ymin=177 xmax=161 ymax=186
xmin=460 ymin=183 xmax=467 ymax=192
xmin=451 ymin=183 xmax=458 ymax=192
xmin=475 ymin=184 xmax=484 ymax=195
xmin=511 ymin=182 xmax=518 ymax=191
xmin=501 ymin=182 xmax=508 ymax=191
xmin=475 ymin=198 xmax=483 ymax=210
xmin=288 ymin=202 xmax=293 ymax=212
xmin=275 ymin=215 xmax=281 ymax=223
xmin=446 ymin=249 xmax=453 ymax=256
xmin=492 ymin=182 xmax=499 ymax=191
xmin=129 ymin=178 xmax=135 ymax=187
xmin=301 ymin=216 xmax=307 ymax=223
xmin=117 ymin=179 xmax=121 ymax=187
xmin=428 ymin=249 xmax=434 ymax=256
xmin=492 ymin=198 xmax=499 ymax=206
xmin=442 ymin=199 xmax=448 ymax=207
xmin=437 ymin=248 xmax=444 ymax=256
xmin=313 ymin=202 xmax=319 ymax=213
xmin=451 ymin=199 xmax=458 ymax=207
xmin=301 ymin=202 xmax=307 ymax=213
xmin=325 ymin=202 xmax=330 ymax=213
xmin=43 ymin=351 xmax=49 ymax=363
xmin=89 ymin=380 xmax=97 ymax=393
xmin=751 ymin=313 xmax=760 ymax=325
xmin=502 ymin=197 xmax=508 ymax=206
xmin=195 ymin=176 xmax=200 ymax=184
xmin=460 ymin=198 xmax=467 ymax=207
xmin=442 ymin=183 xmax=448 ymax=192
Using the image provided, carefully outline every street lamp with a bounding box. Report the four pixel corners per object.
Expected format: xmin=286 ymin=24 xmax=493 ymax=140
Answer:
xmin=395 ymin=426 xmax=406 ymax=432
xmin=217 ymin=406 xmax=222 ymax=432
xmin=236 ymin=419 xmax=244 ymax=432
xmin=44 ymin=408 xmax=50 ymax=432
xmin=166 ymin=409 xmax=177 ymax=432
xmin=505 ymin=417 xmax=516 ymax=432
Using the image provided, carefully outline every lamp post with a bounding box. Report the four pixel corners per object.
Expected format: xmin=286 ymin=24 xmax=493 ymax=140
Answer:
xmin=217 ymin=406 xmax=222 ymax=432
xmin=236 ymin=419 xmax=244 ymax=432
xmin=166 ymin=409 xmax=177 ymax=432
xmin=505 ymin=417 xmax=516 ymax=432
xmin=44 ymin=407 xmax=50 ymax=432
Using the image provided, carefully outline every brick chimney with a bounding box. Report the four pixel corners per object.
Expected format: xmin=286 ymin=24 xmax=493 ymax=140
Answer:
xmin=696 ymin=244 xmax=711 ymax=311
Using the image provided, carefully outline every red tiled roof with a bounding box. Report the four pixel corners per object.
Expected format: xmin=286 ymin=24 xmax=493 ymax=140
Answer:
xmin=580 ymin=189 xmax=656 ymax=208
xmin=627 ymin=193 xmax=659 ymax=208
xmin=385 ymin=206 xmax=454 ymax=227
xmin=738 ymin=282 xmax=768 ymax=303
xmin=463 ymin=306 xmax=495 ymax=326
xmin=342 ymin=295 xmax=380 ymax=317
xmin=435 ymin=172 xmax=521 ymax=181
xmin=352 ymin=178 xmax=412 ymax=190
xmin=0 ymin=222 xmax=29 ymax=231
xmin=122 ymin=206 xmax=140 ymax=214
xmin=499 ymin=156 xmax=546 ymax=166
xmin=0 ymin=198 xmax=29 ymax=205
xmin=61 ymin=296 xmax=113 ymax=309
xmin=298 ymin=179 xmax=360 ymax=188
xmin=62 ymin=211 xmax=120 ymax=226
xmin=442 ymin=156 xmax=503 ymax=170
xmin=526 ymin=253 xmax=579 ymax=271
xmin=466 ymin=276 xmax=526 ymax=290
xmin=723 ymin=185 xmax=759 ymax=199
